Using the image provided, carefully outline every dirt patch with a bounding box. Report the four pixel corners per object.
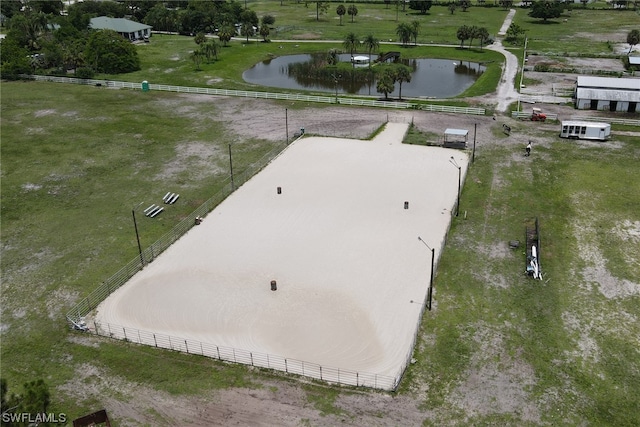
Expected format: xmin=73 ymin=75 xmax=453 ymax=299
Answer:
xmin=571 ymin=210 xmax=640 ymax=299
xmin=34 ymin=109 xmax=56 ymax=117
xmin=292 ymin=32 xmax=322 ymax=40
xmin=154 ymin=141 xmax=224 ymax=181
xmin=451 ymin=323 xmax=540 ymax=422
xmin=526 ymin=55 xmax=626 ymax=72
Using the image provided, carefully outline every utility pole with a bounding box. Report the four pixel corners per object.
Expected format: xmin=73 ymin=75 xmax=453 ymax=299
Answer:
xmin=228 ymin=144 xmax=235 ymax=191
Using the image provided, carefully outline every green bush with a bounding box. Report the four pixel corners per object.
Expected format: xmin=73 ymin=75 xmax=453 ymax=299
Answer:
xmin=76 ymin=67 xmax=95 ymax=79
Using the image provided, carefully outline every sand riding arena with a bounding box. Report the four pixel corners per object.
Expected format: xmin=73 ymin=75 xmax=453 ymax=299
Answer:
xmin=93 ymin=122 xmax=468 ymax=390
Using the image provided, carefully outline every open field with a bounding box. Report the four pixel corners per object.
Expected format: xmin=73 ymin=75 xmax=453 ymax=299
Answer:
xmin=2 ymin=80 xmax=639 ymax=425
xmin=2 ymin=2 xmax=640 ymax=425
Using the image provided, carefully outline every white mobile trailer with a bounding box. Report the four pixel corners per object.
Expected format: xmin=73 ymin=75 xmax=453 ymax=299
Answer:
xmin=559 ymin=121 xmax=611 ymax=141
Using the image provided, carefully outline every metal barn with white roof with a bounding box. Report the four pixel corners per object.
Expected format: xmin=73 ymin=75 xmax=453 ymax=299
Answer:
xmin=575 ymin=76 xmax=640 ymax=113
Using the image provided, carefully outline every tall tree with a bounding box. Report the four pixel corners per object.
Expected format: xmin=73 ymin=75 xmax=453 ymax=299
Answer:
xmin=528 ymin=0 xmax=564 ymax=22
xmin=144 ymin=4 xmax=179 ymax=32
xmin=316 ymin=1 xmax=329 ymax=21
xmin=394 ymin=65 xmax=412 ymax=100
xmin=396 ymin=22 xmax=412 ymax=46
xmin=456 ymin=25 xmax=471 ymax=48
xmin=240 ymin=9 xmax=258 ymax=42
xmin=627 ymin=29 xmax=640 ymax=55
xmin=0 ymin=35 xmax=31 ymax=79
xmin=410 ymin=20 xmax=420 ymax=45
xmin=347 ymin=4 xmax=358 ymax=23
xmin=84 ymin=29 xmax=140 ymax=73
xmin=262 ymin=15 xmax=275 ymax=26
xmin=505 ymin=22 xmax=525 ymax=44
xmin=190 ymin=48 xmax=204 ymax=70
xmin=343 ymin=32 xmax=359 ymax=65
xmin=218 ymin=24 xmax=235 ymax=46
xmin=468 ymin=25 xmax=479 ymax=48
xmin=499 ymin=0 xmax=514 ymax=8
xmin=476 ymin=27 xmax=490 ymax=50
xmin=202 ymin=39 xmax=219 ymax=62
xmin=8 ymin=11 xmax=48 ymax=51
xmin=259 ymin=23 xmax=270 ymax=42
xmin=408 ymin=1 xmax=433 ymax=14
xmin=336 ymin=4 xmax=346 ymax=25
xmin=362 ymin=34 xmax=380 ymax=68
xmin=376 ymin=70 xmax=395 ymax=100
xmin=459 ymin=0 xmax=471 ymax=11
xmin=194 ymin=32 xmax=207 ymax=45
xmin=448 ymin=3 xmax=457 ymax=14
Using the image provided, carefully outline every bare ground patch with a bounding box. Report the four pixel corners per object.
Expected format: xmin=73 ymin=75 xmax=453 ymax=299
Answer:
xmin=450 ymin=323 xmax=540 ymax=422
xmin=570 ymin=206 xmax=640 ymax=299
xmin=154 ymin=141 xmax=225 ymax=181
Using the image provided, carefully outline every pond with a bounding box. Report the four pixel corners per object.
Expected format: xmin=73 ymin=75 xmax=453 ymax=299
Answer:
xmin=242 ymin=53 xmax=486 ymax=98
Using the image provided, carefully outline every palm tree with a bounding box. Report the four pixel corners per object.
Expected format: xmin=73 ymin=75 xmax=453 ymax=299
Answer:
xmin=259 ymin=23 xmax=270 ymax=42
xmin=327 ymin=48 xmax=338 ymax=66
xmin=218 ymin=25 xmax=235 ymax=46
xmin=468 ymin=26 xmax=479 ymax=48
xmin=476 ymin=27 xmax=490 ymax=51
xmin=201 ymin=40 xmax=219 ymax=62
xmin=194 ymin=32 xmax=206 ymax=45
xmin=362 ymin=34 xmax=379 ymax=68
xmin=396 ymin=22 xmax=412 ymax=47
xmin=410 ymin=20 xmax=420 ymax=45
xmin=336 ymin=4 xmax=346 ymax=25
xmin=343 ymin=32 xmax=359 ymax=66
xmin=190 ymin=49 xmax=204 ymax=70
xmin=347 ymin=4 xmax=358 ymax=23
xmin=456 ymin=25 xmax=471 ymax=49
xmin=394 ymin=65 xmax=412 ymax=100
xmin=376 ymin=70 xmax=395 ymax=100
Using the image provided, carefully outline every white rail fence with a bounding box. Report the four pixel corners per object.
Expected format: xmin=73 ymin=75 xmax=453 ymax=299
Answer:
xmin=25 ymin=75 xmax=486 ymax=116
xmin=570 ymin=116 xmax=640 ymax=127
xmin=93 ymin=321 xmax=400 ymax=391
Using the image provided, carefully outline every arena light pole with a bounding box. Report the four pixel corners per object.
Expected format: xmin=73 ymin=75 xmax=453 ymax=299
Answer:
xmin=228 ymin=143 xmax=235 ymax=191
xmin=331 ymin=73 xmax=341 ymax=104
xmin=449 ymin=156 xmax=461 ymax=217
xmin=132 ymin=202 xmax=144 ymax=266
xmin=418 ymin=236 xmax=435 ymax=311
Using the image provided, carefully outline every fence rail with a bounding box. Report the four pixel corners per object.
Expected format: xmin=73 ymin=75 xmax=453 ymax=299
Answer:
xmin=93 ymin=321 xmax=399 ymax=390
xmin=24 ymin=74 xmax=486 ymax=116
xmin=570 ymin=116 xmax=640 ymax=127
xmin=510 ymin=113 xmax=640 ymax=127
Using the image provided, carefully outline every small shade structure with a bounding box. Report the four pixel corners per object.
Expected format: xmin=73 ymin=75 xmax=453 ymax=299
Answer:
xmin=443 ymin=128 xmax=468 ymax=149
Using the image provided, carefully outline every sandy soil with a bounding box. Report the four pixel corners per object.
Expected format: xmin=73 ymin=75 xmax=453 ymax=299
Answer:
xmin=95 ymin=123 xmax=468 ymax=389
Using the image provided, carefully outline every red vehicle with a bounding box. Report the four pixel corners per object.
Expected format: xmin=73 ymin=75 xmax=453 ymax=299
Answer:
xmin=531 ymin=107 xmax=547 ymax=122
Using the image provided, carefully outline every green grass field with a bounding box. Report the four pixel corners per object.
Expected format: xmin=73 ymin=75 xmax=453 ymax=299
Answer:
xmin=2 ymin=80 xmax=639 ymax=425
xmin=2 ymin=2 xmax=640 ymax=424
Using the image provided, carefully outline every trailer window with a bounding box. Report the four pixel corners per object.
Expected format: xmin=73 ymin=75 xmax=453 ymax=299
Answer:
xmin=580 ymin=126 xmax=586 ymax=135
xmin=562 ymin=125 xmax=568 ymax=133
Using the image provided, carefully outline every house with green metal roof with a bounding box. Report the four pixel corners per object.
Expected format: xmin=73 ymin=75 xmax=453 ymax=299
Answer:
xmin=89 ymin=16 xmax=152 ymax=41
